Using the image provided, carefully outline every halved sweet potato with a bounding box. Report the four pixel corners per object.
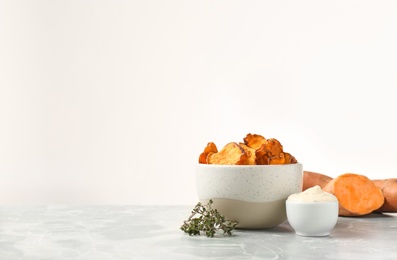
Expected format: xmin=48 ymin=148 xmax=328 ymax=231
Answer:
xmin=323 ymin=173 xmax=384 ymax=216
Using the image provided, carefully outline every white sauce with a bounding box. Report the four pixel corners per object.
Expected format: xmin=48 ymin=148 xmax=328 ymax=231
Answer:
xmin=287 ymin=185 xmax=337 ymax=202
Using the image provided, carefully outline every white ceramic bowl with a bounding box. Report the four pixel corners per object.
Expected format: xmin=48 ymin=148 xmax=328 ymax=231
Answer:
xmin=286 ymin=201 xmax=338 ymax=236
xmin=196 ymin=163 xmax=303 ymax=229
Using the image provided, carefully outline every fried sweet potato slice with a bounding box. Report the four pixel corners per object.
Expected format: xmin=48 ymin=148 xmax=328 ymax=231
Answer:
xmin=283 ymin=152 xmax=298 ymax=164
xmin=243 ymin=133 xmax=268 ymax=150
xmin=236 ymin=152 xmax=251 ymax=165
xmin=255 ymin=138 xmax=284 ymax=165
xmin=198 ymin=142 xmax=218 ymax=164
xmin=264 ymin=138 xmax=284 ymax=155
xmin=207 ymin=142 xmax=247 ymax=165
xmin=267 ymin=152 xmax=297 ymax=165
xmin=238 ymin=143 xmax=256 ymax=165
xmin=255 ymin=148 xmax=271 ymax=165
xmin=200 ymin=133 xmax=297 ymax=165
xmin=269 ymin=153 xmax=288 ymax=165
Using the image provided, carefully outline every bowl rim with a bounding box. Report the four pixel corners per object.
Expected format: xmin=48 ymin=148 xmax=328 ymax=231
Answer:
xmin=286 ymin=200 xmax=338 ymax=204
xmin=196 ymin=163 xmax=302 ymax=168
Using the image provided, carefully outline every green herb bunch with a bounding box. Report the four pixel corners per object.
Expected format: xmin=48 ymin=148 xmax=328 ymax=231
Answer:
xmin=181 ymin=199 xmax=238 ymax=237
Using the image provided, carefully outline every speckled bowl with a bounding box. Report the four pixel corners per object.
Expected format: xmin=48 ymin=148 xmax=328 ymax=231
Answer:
xmin=196 ymin=163 xmax=303 ymax=229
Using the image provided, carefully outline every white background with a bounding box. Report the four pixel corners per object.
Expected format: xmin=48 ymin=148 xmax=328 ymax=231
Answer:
xmin=1 ymin=0 xmax=397 ymax=205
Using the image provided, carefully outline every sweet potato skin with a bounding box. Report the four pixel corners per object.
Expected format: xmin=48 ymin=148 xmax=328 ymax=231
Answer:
xmin=303 ymin=171 xmax=333 ymax=191
xmin=372 ymin=179 xmax=397 ymax=212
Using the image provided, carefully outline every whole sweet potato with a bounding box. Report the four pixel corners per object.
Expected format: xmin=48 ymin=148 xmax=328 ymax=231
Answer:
xmin=372 ymin=178 xmax=397 ymax=212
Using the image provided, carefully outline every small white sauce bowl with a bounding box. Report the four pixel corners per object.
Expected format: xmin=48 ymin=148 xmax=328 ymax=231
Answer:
xmin=286 ymin=200 xmax=338 ymax=236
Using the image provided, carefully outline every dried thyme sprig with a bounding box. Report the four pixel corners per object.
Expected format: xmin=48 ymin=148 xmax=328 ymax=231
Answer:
xmin=180 ymin=199 xmax=238 ymax=237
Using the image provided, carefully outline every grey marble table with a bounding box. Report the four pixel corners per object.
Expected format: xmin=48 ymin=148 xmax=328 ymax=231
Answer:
xmin=0 ymin=205 xmax=397 ymax=260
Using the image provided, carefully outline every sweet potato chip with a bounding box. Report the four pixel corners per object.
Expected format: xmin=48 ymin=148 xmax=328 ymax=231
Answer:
xmin=238 ymin=143 xmax=256 ymax=165
xmin=264 ymin=138 xmax=284 ymax=155
xmin=243 ymin=133 xmax=268 ymax=150
xmin=235 ymin=152 xmax=251 ymax=166
xmin=255 ymin=150 xmax=271 ymax=165
xmin=255 ymin=138 xmax=284 ymax=165
xmin=207 ymin=142 xmax=247 ymax=165
xmin=283 ymin=152 xmax=298 ymax=164
xmin=269 ymin=153 xmax=288 ymax=165
xmin=199 ymin=133 xmax=298 ymax=165
xmin=199 ymin=142 xmax=218 ymax=164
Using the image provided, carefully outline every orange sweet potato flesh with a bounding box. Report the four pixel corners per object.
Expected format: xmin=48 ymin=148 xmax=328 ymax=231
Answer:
xmin=323 ymin=173 xmax=384 ymax=216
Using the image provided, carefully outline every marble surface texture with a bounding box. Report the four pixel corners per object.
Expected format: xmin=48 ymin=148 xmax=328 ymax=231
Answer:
xmin=1 ymin=205 xmax=397 ymax=259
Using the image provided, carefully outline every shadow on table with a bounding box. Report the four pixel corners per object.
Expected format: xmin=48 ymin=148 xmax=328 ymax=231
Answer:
xmin=235 ymin=221 xmax=294 ymax=234
xmin=338 ymin=212 xmax=396 ymax=219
